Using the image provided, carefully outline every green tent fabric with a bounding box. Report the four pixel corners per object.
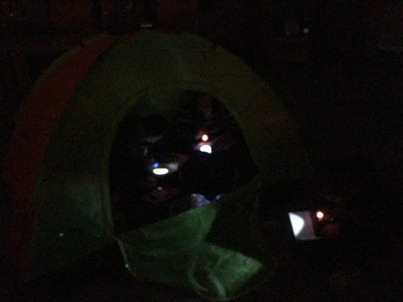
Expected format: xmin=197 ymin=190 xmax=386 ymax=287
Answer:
xmin=2 ymin=33 xmax=118 ymax=277
xmin=118 ymin=179 xmax=277 ymax=300
xmin=2 ymin=30 xmax=307 ymax=299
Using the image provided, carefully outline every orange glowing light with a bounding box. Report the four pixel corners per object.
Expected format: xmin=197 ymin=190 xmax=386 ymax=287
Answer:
xmin=201 ymin=134 xmax=209 ymax=142
xmin=316 ymin=210 xmax=325 ymax=221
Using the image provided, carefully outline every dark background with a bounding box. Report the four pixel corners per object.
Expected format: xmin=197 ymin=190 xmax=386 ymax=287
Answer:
xmin=0 ymin=1 xmax=402 ymax=300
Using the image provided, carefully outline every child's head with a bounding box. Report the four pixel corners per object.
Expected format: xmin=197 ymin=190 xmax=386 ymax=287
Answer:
xmin=195 ymin=93 xmax=215 ymax=118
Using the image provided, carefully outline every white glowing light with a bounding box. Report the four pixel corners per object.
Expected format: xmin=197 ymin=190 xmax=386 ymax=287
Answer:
xmin=199 ymin=144 xmax=212 ymax=154
xmin=316 ymin=210 xmax=325 ymax=220
xmin=201 ymin=134 xmax=209 ymax=142
xmin=153 ymin=168 xmax=169 ymax=175
xmin=289 ymin=213 xmax=305 ymax=236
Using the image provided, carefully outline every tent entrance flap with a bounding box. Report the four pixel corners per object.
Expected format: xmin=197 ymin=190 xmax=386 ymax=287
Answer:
xmin=117 ymin=179 xmax=278 ymax=301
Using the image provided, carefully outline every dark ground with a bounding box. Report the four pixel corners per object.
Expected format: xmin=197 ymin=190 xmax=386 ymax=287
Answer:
xmin=1 ymin=225 xmax=401 ymax=302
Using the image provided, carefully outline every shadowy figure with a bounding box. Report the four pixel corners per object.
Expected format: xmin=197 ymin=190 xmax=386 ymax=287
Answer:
xmin=309 ymin=155 xmax=402 ymax=299
xmin=161 ymin=92 xmax=236 ymax=153
xmin=109 ymin=113 xmax=168 ymax=232
xmin=159 ymin=92 xmax=257 ymax=186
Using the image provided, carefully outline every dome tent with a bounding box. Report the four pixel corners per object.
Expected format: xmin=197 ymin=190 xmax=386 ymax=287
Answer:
xmin=2 ymin=31 xmax=307 ymax=300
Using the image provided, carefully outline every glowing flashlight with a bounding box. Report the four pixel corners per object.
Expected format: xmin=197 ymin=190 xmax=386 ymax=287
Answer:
xmin=151 ymin=162 xmax=168 ymax=175
xmin=316 ymin=210 xmax=325 ymax=221
xmin=201 ymin=134 xmax=209 ymax=142
xmin=152 ymin=167 xmax=169 ymax=175
xmin=289 ymin=213 xmax=305 ymax=236
xmin=196 ymin=133 xmax=212 ymax=154
xmin=199 ymin=144 xmax=212 ymax=154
